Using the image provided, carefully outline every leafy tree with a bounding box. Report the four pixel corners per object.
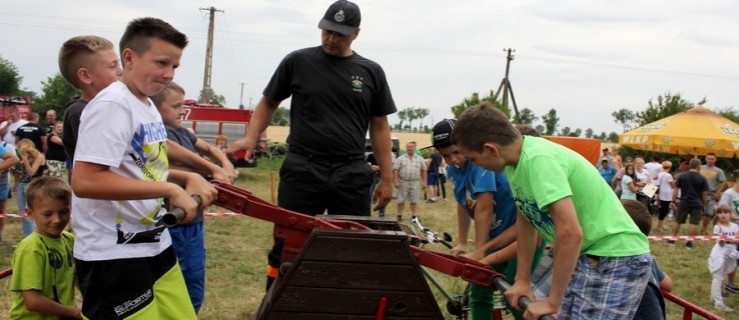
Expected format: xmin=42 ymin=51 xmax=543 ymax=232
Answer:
xmin=607 ymin=132 xmax=619 ymax=143
xmin=403 ymin=107 xmax=418 ymax=130
xmin=611 ymin=108 xmax=636 ymax=132
xmin=535 ymin=124 xmax=545 ymax=135
xmin=636 ymin=92 xmax=702 ymax=126
xmin=513 ymin=107 xmax=537 ymax=125
xmin=541 ymin=108 xmax=559 ymax=136
xmin=717 ymin=107 xmax=739 ymax=124
xmin=397 ymin=109 xmax=408 ymax=130
xmin=584 ymin=128 xmax=594 ymax=138
xmin=199 ymin=88 xmax=227 ymax=105
xmin=0 ymin=55 xmax=23 ymax=95
xmin=598 ymin=132 xmax=607 ymax=141
xmin=32 ymin=73 xmax=79 ymax=115
xmin=569 ymin=128 xmax=582 ymax=137
xmin=451 ymin=90 xmax=509 ymax=119
xmin=560 ymin=126 xmax=571 ymax=136
xmin=271 ymin=107 xmax=290 ymax=126
xmin=414 ymin=107 xmax=430 ymax=130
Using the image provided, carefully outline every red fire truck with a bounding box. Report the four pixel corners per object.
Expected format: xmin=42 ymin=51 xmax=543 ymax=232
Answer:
xmin=0 ymin=96 xmax=31 ymax=123
xmin=180 ymin=100 xmax=266 ymax=167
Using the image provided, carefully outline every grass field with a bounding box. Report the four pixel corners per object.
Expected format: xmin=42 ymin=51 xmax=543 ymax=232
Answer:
xmin=0 ymin=155 xmax=735 ymax=319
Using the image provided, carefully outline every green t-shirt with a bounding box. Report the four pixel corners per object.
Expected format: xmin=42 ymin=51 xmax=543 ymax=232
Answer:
xmin=9 ymin=231 xmax=76 ymax=320
xmin=504 ymin=136 xmax=649 ymax=257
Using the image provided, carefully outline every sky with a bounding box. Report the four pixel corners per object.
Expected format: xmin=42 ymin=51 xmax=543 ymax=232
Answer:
xmin=2 ymin=0 xmax=739 ymax=135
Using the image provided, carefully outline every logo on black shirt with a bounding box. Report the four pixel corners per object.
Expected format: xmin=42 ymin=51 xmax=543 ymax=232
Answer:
xmin=351 ymin=76 xmax=364 ymax=92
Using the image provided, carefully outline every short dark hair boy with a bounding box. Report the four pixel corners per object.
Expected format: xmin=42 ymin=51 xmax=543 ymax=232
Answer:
xmin=71 ymin=17 xmax=215 ymax=319
xmin=452 ymin=102 xmax=652 ymax=319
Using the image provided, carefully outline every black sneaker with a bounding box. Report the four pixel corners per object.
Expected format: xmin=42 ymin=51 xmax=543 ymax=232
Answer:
xmin=667 ymin=240 xmax=676 ymax=245
xmin=726 ymin=283 xmax=739 ymax=294
xmin=685 ymin=241 xmax=693 ymax=249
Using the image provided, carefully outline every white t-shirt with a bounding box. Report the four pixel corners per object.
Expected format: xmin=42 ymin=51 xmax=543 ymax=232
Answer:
xmin=72 ymin=81 xmax=171 ymax=261
xmin=644 ymin=162 xmax=662 ymax=185
xmin=709 ymin=222 xmax=739 ymax=273
xmin=0 ymin=119 xmax=28 ymax=146
xmin=656 ymin=171 xmax=674 ymax=201
xmin=635 ymin=168 xmax=649 ymax=184
xmin=720 ymin=188 xmax=739 ymax=216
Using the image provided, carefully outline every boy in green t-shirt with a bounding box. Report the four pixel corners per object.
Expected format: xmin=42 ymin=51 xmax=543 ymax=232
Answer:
xmin=452 ymin=103 xmax=652 ymax=319
xmin=9 ymin=176 xmax=80 ymax=319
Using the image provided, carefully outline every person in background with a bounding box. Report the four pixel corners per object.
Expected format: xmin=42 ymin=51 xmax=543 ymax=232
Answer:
xmin=366 ymin=152 xmax=385 ymax=218
xmin=612 ymin=156 xmax=634 ymax=197
xmin=0 ymin=109 xmax=28 ymax=148
xmin=621 ymin=164 xmax=640 ymax=200
xmin=718 ymin=170 xmax=739 ymax=294
xmin=438 ymin=158 xmax=448 ymax=201
xmin=612 ymin=148 xmax=623 ymax=170
xmin=644 ymin=155 xmax=663 ymax=185
xmin=45 ymin=121 xmax=67 ymax=178
xmin=42 ymin=109 xmax=57 ymax=134
xmin=0 ymin=142 xmax=19 ymax=242
xmin=598 ymin=158 xmax=617 ymax=187
xmin=215 ymin=135 xmax=228 ymax=153
xmin=15 ymin=112 xmax=47 ymax=154
xmin=700 ymin=153 xmax=727 ymax=235
xmin=425 ymin=150 xmax=442 ymax=203
xmin=708 ymin=204 xmax=739 ymax=312
xmin=8 ymin=177 xmax=81 ymax=319
xmin=669 ymin=158 xmax=708 ymax=249
xmin=393 ymin=141 xmax=426 ymax=221
xmin=15 ymin=138 xmax=46 ymax=238
xmin=655 ymin=161 xmax=675 ymax=233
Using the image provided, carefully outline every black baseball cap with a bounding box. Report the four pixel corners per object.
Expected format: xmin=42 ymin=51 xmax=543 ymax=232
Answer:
xmin=318 ymin=0 xmax=361 ymax=36
xmin=421 ymin=119 xmax=456 ymax=150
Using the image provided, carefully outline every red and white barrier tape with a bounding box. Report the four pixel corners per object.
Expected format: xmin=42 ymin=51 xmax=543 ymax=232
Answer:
xmin=648 ymin=235 xmax=739 ymax=242
xmin=0 ymin=212 xmax=240 ymax=219
xmin=0 ymin=212 xmax=736 ymax=242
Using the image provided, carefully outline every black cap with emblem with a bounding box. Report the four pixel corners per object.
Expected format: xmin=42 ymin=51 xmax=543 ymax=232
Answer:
xmin=421 ymin=119 xmax=457 ymax=150
xmin=318 ymin=0 xmax=361 ymax=36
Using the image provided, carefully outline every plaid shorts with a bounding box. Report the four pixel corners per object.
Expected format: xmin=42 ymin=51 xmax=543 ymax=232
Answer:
xmin=560 ymin=253 xmax=652 ymax=319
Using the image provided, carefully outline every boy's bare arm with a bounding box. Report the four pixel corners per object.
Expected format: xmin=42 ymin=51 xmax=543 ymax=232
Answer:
xmin=466 ymin=225 xmax=517 ymax=261
xmin=21 ymin=290 xmax=81 ymax=319
xmin=479 ymin=240 xmax=518 ymax=266
xmin=167 ymin=140 xmax=231 ymax=183
xmin=504 ymin=211 xmax=537 ymax=311
xmin=452 ymin=204 xmax=471 ymax=255
xmin=193 ymin=138 xmax=237 ymax=183
xmin=472 ymin=192 xmax=494 ymax=249
xmin=541 ymin=197 xmax=582 ymax=311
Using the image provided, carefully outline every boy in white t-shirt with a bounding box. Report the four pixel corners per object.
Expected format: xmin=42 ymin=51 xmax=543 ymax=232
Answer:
xmin=71 ymin=18 xmax=216 ymax=319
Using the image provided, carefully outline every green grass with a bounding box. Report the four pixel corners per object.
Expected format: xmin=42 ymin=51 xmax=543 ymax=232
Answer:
xmin=0 ymin=158 xmax=734 ymax=319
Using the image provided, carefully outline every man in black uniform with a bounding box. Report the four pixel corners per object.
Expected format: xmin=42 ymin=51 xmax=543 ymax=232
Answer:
xmin=15 ymin=112 xmax=47 ymax=153
xmin=227 ymin=0 xmax=396 ymax=288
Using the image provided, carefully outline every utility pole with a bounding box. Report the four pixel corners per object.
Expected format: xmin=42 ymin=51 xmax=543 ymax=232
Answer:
xmin=238 ymin=82 xmax=246 ymax=109
xmin=495 ymin=48 xmax=520 ymax=123
xmin=200 ymin=6 xmax=223 ymax=103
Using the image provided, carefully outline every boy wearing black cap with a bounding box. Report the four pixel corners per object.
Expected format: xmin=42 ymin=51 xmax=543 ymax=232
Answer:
xmin=429 ymin=119 xmax=536 ymax=319
xmin=452 ymin=103 xmax=651 ymax=319
xmin=227 ymin=0 xmax=397 ymax=289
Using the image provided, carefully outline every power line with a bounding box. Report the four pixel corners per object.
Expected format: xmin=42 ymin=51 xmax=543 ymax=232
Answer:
xmin=1 ymin=11 xmax=738 ymax=82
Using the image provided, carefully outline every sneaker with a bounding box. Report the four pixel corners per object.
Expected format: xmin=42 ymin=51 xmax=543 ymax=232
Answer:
xmin=685 ymin=241 xmax=694 ymax=249
xmin=667 ymin=240 xmax=676 ymax=245
xmin=726 ymin=283 xmax=739 ymax=294
xmin=715 ymin=303 xmax=734 ymax=312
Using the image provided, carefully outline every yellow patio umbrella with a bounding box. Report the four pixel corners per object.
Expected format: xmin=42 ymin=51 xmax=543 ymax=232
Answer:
xmin=619 ymin=106 xmax=739 ymax=158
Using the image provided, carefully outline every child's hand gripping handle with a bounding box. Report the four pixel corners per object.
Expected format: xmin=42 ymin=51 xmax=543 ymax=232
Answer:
xmin=492 ymin=276 xmax=556 ymax=320
xmin=162 ymin=195 xmax=203 ymax=227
